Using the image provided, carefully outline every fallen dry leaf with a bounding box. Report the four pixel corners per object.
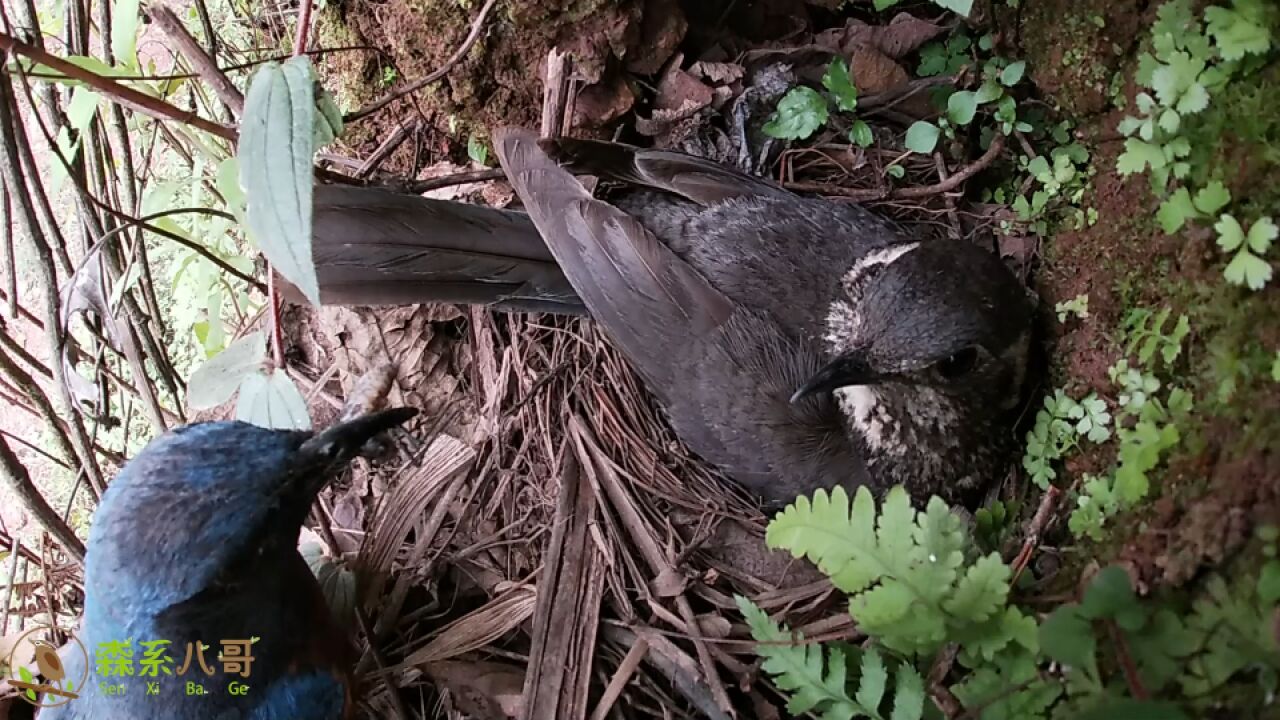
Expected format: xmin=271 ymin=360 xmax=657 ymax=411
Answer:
xmin=574 ymin=72 xmax=637 ymax=128
xmin=425 ymin=659 xmax=525 ymax=719
xmin=655 ymin=64 xmax=714 ymax=113
xmin=695 ymin=613 xmax=732 ymax=639
xmin=690 ymin=60 xmax=746 ymax=86
xmin=651 ymin=567 xmax=691 ymax=597
xmin=849 ymin=45 xmax=912 ymax=95
xmin=815 ymin=13 xmax=947 ymax=60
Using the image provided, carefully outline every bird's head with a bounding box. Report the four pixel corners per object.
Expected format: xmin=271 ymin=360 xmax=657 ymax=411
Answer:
xmin=794 ymin=240 xmax=1032 ymax=478
xmin=83 ymin=408 xmax=416 ymax=627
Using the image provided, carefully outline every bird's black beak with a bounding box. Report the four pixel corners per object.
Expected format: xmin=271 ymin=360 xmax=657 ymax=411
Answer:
xmin=297 ymin=406 xmax=418 ymax=468
xmin=790 ymin=354 xmax=879 ymax=404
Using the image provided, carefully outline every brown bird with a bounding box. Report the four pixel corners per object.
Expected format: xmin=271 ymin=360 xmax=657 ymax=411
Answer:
xmin=305 ymin=128 xmax=1033 ymax=507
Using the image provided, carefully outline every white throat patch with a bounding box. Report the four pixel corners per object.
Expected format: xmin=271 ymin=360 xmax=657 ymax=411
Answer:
xmin=834 ymin=385 xmax=895 ymax=453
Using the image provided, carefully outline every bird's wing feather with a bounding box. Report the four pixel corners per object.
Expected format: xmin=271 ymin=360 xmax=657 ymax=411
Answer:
xmin=308 ymin=184 xmax=584 ymax=313
xmin=542 ymin=135 xmax=787 ymax=206
xmin=493 ymin=127 xmax=735 ymax=399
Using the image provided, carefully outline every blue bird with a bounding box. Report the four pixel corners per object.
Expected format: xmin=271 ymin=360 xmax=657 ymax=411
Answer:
xmin=38 ymin=408 xmax=417 ymax=720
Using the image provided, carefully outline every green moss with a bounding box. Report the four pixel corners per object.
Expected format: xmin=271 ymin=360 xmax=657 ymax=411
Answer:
xmin=1183 ymin=65 xmax=1280 ymax=221
xmin=313 ymin=6 xmax=377 ymax=112
xmin=1019 ymin=0 xmax=1139 ymax=116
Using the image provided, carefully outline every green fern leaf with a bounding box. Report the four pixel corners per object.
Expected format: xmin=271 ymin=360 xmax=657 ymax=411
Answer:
xmin=956 ymin=606 xmax=1039 ymax=666
xmin=737 ymin=596 xmax=865 ymax=717
xmin=767 ymin=486 xmax=882 ymax=593
xmin=855 ymin=648 xmax=888 ymax=711
xmin=912 ymin=497 xmax=966 ymax=601
xmin=943 ymin=553 xmax=1011 ymax=623
xmin=890 ymin=663 xmax=926 ymax=720
xmin=876 ymin=487 xmax=918 ymax=562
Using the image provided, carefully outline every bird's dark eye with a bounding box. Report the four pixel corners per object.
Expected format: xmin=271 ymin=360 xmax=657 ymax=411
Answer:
xmin=937 ymin=348 xmax=979 ymax=379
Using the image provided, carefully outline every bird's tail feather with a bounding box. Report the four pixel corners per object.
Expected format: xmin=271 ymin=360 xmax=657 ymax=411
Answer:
xmin=297 ymin=184 xmax=586 ymax=314
xmin=541 ymin=134 xmax=786 ymax=206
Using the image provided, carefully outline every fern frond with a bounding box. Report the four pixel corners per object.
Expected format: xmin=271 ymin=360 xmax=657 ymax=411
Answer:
xmin=738 ymin=596 xmax=936 ymax=719
xmin=855 ymin=648 xmax=888 ymax=711
xmin=912 ymin=497 xmax=967 ymax=602
xmin=766 ymin=486 xmax=930 ymax=599
xmin=943 ymin=553 xmax=1011 ymax=623
xmin=737 ymin=596 xmax=864 ymax=717
xmin=890 ymin=663 xmax=926 ymax=720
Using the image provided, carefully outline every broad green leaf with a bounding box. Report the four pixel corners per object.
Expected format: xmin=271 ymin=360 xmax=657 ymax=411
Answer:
xmin=1175 ymin=83 xmax=1209 ymax=115
xmin=111 ymin=0 xmax=141 ymax=67
xmin=1205 ymin=2 xmax=1273 ymax=60
xmin=1080 ymin=566 xmax=1143 ymax=630
xmin=974 ymin=80 xmax=1004 ymax=105
xmin=1117 ymin=116 xmax=1143 ymax=136
xmin=999 ymin=61 xmax=1026 ymax=86
xmin=239 ymin=56 xmax=321 ymax=305
xmin=849 ymin=120 xmax=874 ymax=148
xmin=467 ymin=134 xmax=489 ymax=165
xmin=314 ymin=86 xmax=344 ymax=147
xmin=1117 ymin=139 xmax=1167 ymax=175
xmin=1039 ymin=605 xmax=1095 ymax=669
xmin=1193 ymin=181 xmax=1231 ymax=215
xmin=822 ymin=58 xmax=859 ymax=112
xmin=235 ymin=368 xmax=312 ymax=430
xmin=314 ymin=556 xmax=358 ymax=623
xmin=216 ymin=157 xmax=247 ymax=220
xmin=947 ymin=91 xmax=978 ymax=125
xmin=186 ymin=331 xmax=266 ymax=410
xmin=874 ymin=0 xmax=901 ymax=10
xmin=66 ymin=87 xmax=99 ymax=132
xmin=763 ymin=86 xmax=828 ymax=141
xmin=1224 ymin=248 xmax=1272 ymax=289
xmin=1247 ymin=216 xmax=1277 ymax=254
xmin=904 ymin=121 xmax=940 ymax=154
xmin=1215 ymin=213 xmax=1246 ymax=251
xmin=1157 ymin=188 xmax=1196 ymax=234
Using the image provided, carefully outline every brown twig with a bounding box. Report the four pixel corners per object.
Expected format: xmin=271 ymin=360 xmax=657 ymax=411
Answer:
xmin=1010 ymin=485 xmax=1061 ymax=585
xmin=0 ymin=32 xmax=236 ymax=142
xmin=1 ymin=535 xmax=20 ymax=632
xmin=0 ymin=429 xmax=71 ymax=470
xmin=786 ymin=134 xmax=1007 ymax=202
xmin=933 ymin=151 xmax=962 ymax=240
xmin=400 ymin=168 xmax=507 ymax=194
xmin=1108 ymin=621 xmax=1149 ymax=700
xmin=0 ymin=57 xmax=105 ymax=498
xmin=0 ymin=436 xmax=86 ymax=563
xmin=927 ymin=644 xmax=963 ymax=718
xmin=147 ymin=5 xmax=245 ymax=116
xmin=541 ymin=48 xmax=573 ymax=138
xmin=345 ymin=0 xmax=500 ymax=123
xmin=355 ymin=121 xmax=416 ymax=179
xmin=293 ymin=0 xmax=315 ymax=55
xmin=0 ymin=178 xmax=10 ymax=319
